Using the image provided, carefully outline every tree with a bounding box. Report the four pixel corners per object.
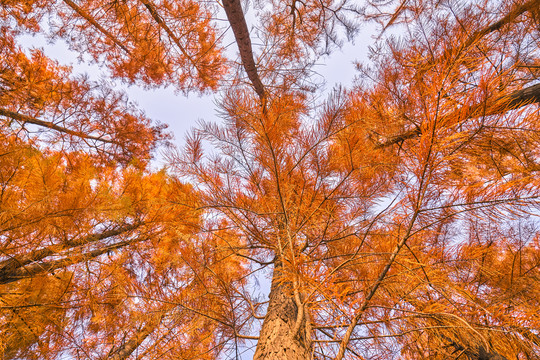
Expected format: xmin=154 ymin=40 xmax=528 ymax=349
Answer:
xmin=181 ymin=0 xmax=540 ymax=358
xmin=1 ymin=0 xmax=227 ymax=91
xmin=2 ymin=0 xmax=540 ymax=359
xmin=1 ymin=3 xmax=242 ymax=358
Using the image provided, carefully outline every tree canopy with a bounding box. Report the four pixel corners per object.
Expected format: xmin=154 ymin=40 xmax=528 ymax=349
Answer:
xmin=1 ymin=0 xmax=540 ymax=359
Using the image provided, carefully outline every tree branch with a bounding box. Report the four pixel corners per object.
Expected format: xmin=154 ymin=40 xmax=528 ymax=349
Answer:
xmin=377 ymin=0 xmax=540 ymax=149
xmin=0 ymin=224 xmax=139 ymax=280
xmin=0 ymin=108 xmax=120 ymax=145
xmin=374 ymin=127 xmax=421 ymax=148
xmin=376 ymin=82 xmax=540 ymax=148
xmin=504 ymin=82 xmax=540 ymax=109
xmin=62 ymin=0 xmax=130 ymax=54
xmin=139 ymin=0 xmax=202 ymax=75
xmin=222 ymin=0 xmax=266 ymax=100
xmin=466 ymin=0 xmax=540 ymax=48
xmin=108 ymin=313 xmax=163 ymax=360
xmin=0 ymin=237 xmax=145 ymax=284
xmin=446 ymin=341 xmax=509 ymax=360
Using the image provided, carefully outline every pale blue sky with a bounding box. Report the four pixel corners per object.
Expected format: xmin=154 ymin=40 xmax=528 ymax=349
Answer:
xmin=18 ymin=26 xmax=372 ymax=158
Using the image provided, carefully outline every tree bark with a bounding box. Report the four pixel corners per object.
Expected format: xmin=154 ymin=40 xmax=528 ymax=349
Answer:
xmin=0 ymin=224 xmax=138 ymax=279
xmin=0 ymin=237 xmax=145 ymax=284
xmin=254 ymin=262 xmax=312 ymax=360
xmin=505 ymin=82 xmax=540 ymax=109
xmin=463 ymin=0 xmax=540 ymax=49
xmin=222 ymin=0 xmax=266 ymax=100
xmin=0 ymin=108 xmax=120 ymax=145
xmin=376 ymin=0 xmax=540 ymax=149
xmin=447 ymin=342 xmax=509 ymax=360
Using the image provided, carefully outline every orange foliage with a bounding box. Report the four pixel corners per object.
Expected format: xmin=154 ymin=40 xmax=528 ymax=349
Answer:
xmin=2 ymin=0 xmax=540 ymax=359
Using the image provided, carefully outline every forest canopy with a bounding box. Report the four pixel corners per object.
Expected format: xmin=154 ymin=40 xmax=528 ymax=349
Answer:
xmin=1 ymin=0 xmax=540 ymax=359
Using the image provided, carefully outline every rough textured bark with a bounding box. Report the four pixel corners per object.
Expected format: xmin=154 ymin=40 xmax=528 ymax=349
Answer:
xmin=222 ymin=0 xmax=265 ymax=100
xmin=253 ymin=263 xmax=312 ymax=360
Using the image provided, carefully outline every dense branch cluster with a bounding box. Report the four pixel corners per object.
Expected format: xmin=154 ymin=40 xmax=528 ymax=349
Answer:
xmin=1 ymin=0 xmax=540 ymax=359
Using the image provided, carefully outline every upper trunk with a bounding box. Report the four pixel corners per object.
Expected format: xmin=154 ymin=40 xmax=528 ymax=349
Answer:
xmin=254 ymin=262 xmax=312 ymax=360
xmin=222 ymin=0 xmax=265 ymax=100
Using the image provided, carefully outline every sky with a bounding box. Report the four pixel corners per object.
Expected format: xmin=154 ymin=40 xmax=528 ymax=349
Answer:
xmin=17 ymin=21 xmax=373 ymax=164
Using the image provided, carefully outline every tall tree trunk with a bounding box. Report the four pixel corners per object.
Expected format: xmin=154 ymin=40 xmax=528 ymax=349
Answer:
xmin=254 ymin=262 xmax=312 ymax=360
